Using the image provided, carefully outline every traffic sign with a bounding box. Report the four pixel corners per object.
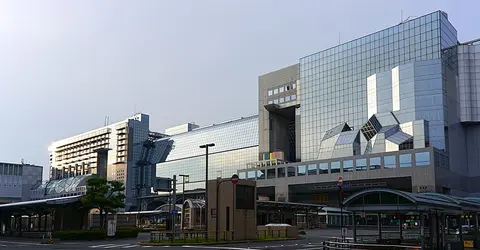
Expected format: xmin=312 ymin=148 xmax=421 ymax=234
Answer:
xmin=337 ymin=176 xmax=343 ymax=187
xmin=171 ymin=210 xmax=178 ymax=214
xmin=231 ymin=174 xmax=239 ymax=185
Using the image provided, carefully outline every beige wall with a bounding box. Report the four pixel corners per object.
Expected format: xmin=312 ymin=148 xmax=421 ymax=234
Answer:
xmin=207 ymin=179 xmax=257 ymax=240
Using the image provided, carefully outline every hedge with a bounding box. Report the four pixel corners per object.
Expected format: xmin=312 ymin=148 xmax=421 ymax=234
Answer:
xmin=52 ymin=227 xmax=140 ymax=240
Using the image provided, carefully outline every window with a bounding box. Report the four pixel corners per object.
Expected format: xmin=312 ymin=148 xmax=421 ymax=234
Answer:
xmin=285 ymin=96 xmax=291 ymax=102
xmin=297 ymin=165 xmax=306 ymax=176
xmin=399 ymin=154 xmax=412 ymax=167
xmin=273 ymin=99 xmax=279 ymax=104
xmin=279 ymin=86 xmax=285 ymax=93
xmin=238 ymin=172 xmax=246 ymax=179
xmin=291 ymin=95 xmax=297 ymax=100
xmin=343 ymin=160 xmax=353 ymax=172
xmin=416 ymin=152 xmax=430 ymax=166
xmin=319 ymin=163 xmax=328 ymax=174
xmin=273 ymin=89 xmax=278 ymax=95
xmin=384 ymin=155 xmax=396 ymax=169
xmin=286 ymin=86 xmax=290 ymax=91
xmin=277 ymin=167 xmax=286 ymax=178
xmin=331 ymin=161 xmax=341 ymax=173
xmin=370 ymin=157 xmax=381 ymax=170
xmin=267 ymin=168 xmax=276 ymax=179
xmin=247 ymin=171 xmax=256 ymax=180
xmin=287 ymin=166 xmax=296 ymax=177
xmin=256 ymin=170 xmax=265 ymax=180
xmin=356 ymin=158 xmax=367 ymax=171
xmin=307 ymin=164 xmax=317 ymax=175
xmin=268 ymin=100 xmax=273 ymax=104
xmin=268 ymin=90 xmax=273 ymax=96
xmin=279 ymin=97 xmax=285 ymax=103
xmin=293 ymin=83 xmax=296 ymax=89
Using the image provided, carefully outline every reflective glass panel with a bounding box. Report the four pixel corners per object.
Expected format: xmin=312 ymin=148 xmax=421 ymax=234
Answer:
xmin=297 ymin=165 xmax=306 ymax=176
xmin=287 ymin=166 xmax=296 ymax=177
xmin=256 ymin=170 xmax=265 ymax=180
xmin=384 ymin=155 xmax=396 ymax=169
xmin=267 ymin=168 xmax=276 ymax=179
xmin=416 ymin=152 xmax=430 ymax=166
xmin=319 ymin=163 xmax=328 ymax=174
xmin=399 ymin=154 xmax=412 ymax=167
xmin=239 ymin=172 xmax=246 ymax=179
xmin=331 ymin=161 xmax=341 ymax=173
xmin=277 ymin=167 xmax=286 ymax=178
xmin=307 ymin=164 xmax=317 ymax=175
xmin=356 ymin=158 xmax=367 ymax=171
xmin=247 ymin=171 xmax=256 ymax=180
xmin=370 ymin=157 xmax=381 ymax=170
xmin=343 ymin=160 xmax=353 ymax=172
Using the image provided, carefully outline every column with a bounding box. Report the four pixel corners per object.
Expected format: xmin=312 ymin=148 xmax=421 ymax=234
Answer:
xmin=27 ymin=215 xmax=31 ymax=232
xmin=353 ymin=212 xmax=357 ymax=243
xmin=378 ymin=213 xmax=382 ymax=241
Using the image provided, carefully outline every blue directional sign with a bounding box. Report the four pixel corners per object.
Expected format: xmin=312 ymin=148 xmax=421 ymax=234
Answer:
xmin=171 ymin=210 xmax=178 ymax=214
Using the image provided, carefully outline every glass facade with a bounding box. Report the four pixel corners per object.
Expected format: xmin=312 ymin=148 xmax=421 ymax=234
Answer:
xmin=299 ymin=11 xmax=456 ymax=161
xmin=156 ymin=115 xmax=258 ymax=192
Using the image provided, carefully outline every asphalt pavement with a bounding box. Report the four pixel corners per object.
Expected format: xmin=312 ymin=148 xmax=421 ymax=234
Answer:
xmin=0 ymin=229 xmax=376 ymax=250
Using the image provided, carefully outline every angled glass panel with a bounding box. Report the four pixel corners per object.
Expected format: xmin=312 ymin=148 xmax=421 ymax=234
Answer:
xmin=387 ymin=131 xmax=413 ymax=144
xmin=336 ymin=130 xmax=359 ymax=145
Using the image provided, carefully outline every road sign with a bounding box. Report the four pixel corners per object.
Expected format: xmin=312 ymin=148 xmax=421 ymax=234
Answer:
xmin=231 ymin=174 xmax=239 ymax=185
xmin=211 ymin=208 xmax=217 ymax=218
xmin=337 ymin=176 xmax=343 ymax=187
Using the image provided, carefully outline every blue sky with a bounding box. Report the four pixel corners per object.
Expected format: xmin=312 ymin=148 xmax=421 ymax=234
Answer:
xmin=0 ymin=0 xmax=478 ymax=180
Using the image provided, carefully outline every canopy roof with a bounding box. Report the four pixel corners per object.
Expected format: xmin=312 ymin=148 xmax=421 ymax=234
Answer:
xmin=343 ymin=188 xmax=480 ymax=214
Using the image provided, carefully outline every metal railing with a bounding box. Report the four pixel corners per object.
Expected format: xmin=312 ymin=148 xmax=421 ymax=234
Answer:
xmin=321 ymin=240 xmax=423 ymax=250
xmin=150 ymin=231 xmax=235 ymax=243
xmin=256 ymin=229 xmax=289 ymax=240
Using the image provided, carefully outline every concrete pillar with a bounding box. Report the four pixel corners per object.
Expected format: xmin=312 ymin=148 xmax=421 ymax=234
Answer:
xmin=377 ymin=213 xmax=382 ymax=241
xmin=352 ymin=212 xmax=357 ymax=243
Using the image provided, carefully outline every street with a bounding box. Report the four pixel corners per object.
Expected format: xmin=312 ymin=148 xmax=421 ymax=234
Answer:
xmin=0 ymin=229 xmax=379 ymax=249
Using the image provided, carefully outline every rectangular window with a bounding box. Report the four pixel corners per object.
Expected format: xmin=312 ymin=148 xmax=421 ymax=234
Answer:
xmin=297 ymin=165 xmax=306 ymax=176
xmin=343 ymin=160 xmax=353 ymax=172
xmin=273 ymin=99 xmax=279 ymax=104
xmin=277 ymin=167 xmax=286 ymax=178
xmin=384 ymin=155 xmax=397 ymax=169
xmin=331 ymin=161 xmax=341 ymax=173
xmin=285 ymin=96 xmax=291 ymax=102
xmin=268 ymin=100 xmax=273 ymax=104
xmin=307 ymin=164 xmax=317 ymax=175
xmin=279 ymin=86 xmax=285 ymax=93
xmin=415 ymin=152 xmax=430 ymax=166
xmin=319 ymin=163 xmax=328 ymax=174
xmin=239 ymin=172 xmax=246 ymax=179
xmin=268 ymin=90 xmax=273 ymax=96
xmin=279 ymin=97 xmax=285 ymax=103
xmin=256 ymin=170 xmax=265 ymax=180
xmin=273 ymin=89 xmax=278 ymax=95
xmin=247 ymin=171 xmax=256 ymax=180
xmin=287 ymin=166 xmax=296 ymax=177
xmin=399 ymin=154 xmax=412 ymax=167
xmin=370 ymin=157 xmax=381 ymax=170
xmin=267 ymin=168 xmax=276 ymax=179
xmin=293 ymin=83 xmax=296 ymax=89
xmin=356 ymin=158 xmax=367 ymax=171
xmin=291 ymin=95 xmax=297 ymax=100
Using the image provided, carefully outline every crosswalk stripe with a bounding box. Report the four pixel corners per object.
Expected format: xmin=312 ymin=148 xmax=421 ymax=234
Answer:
xmin=90 ymin=244 xmax=117 ymax=248
xmin=121 ymin=245 xmax=138 ymax=248
xmin=104 ymin=244 xmax=132 ymax=249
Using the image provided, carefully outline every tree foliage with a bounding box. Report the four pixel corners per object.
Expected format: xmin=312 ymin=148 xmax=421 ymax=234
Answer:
xmin=81 ymin=177 xmax=126 ymax=228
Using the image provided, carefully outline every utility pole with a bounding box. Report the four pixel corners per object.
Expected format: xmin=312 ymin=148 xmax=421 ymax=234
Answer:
xmin=171 ymin=175 xmax=177 ymax=240
xmin=199 ymin=143 xmax=215 ymax=239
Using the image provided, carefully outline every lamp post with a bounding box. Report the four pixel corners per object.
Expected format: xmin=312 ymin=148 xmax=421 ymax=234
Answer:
xmin=179 ymin=174 xmax=189 ymax=232
xmin=199 ymin=143 xmax=215 ymax=239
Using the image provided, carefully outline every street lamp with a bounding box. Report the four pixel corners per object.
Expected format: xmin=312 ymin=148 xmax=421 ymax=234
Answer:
xmin=179 ymin=174 xmax=189 ymax=231
xmin=199 ymin=143 xmax=215 ymax=239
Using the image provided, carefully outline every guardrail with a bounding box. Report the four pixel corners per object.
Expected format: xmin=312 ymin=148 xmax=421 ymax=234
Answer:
xmin=150 ymin=231 xmax=235 ymax=242
xmin=321 ymin=240 xmax=422 ymax=250
xmin=256 ymin=229 xmax=289 ymax=240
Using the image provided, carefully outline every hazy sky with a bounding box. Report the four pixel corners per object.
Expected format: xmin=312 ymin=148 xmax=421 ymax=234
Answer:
xmin=0 ymin=0 xmax=478 ymax=181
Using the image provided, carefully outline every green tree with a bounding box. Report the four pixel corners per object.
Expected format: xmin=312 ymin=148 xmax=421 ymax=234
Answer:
xmin=81 ymin=177 xmax=126 ymax=229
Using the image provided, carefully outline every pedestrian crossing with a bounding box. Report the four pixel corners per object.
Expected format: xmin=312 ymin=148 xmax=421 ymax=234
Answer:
xmin=89 ymin=244 xmax=152 ymax=249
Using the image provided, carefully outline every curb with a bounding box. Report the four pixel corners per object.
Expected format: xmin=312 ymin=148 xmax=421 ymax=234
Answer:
xmin=137 ymin=238 xmax=298 ymax=246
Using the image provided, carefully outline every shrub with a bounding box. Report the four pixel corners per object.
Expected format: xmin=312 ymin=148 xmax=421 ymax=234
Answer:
xmin=52 ymin=227 xmax=139 ymax=240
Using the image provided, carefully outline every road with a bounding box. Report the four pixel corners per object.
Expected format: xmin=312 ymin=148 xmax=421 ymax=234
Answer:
xmin=0 ymin=229 xmax=390 ymax=249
